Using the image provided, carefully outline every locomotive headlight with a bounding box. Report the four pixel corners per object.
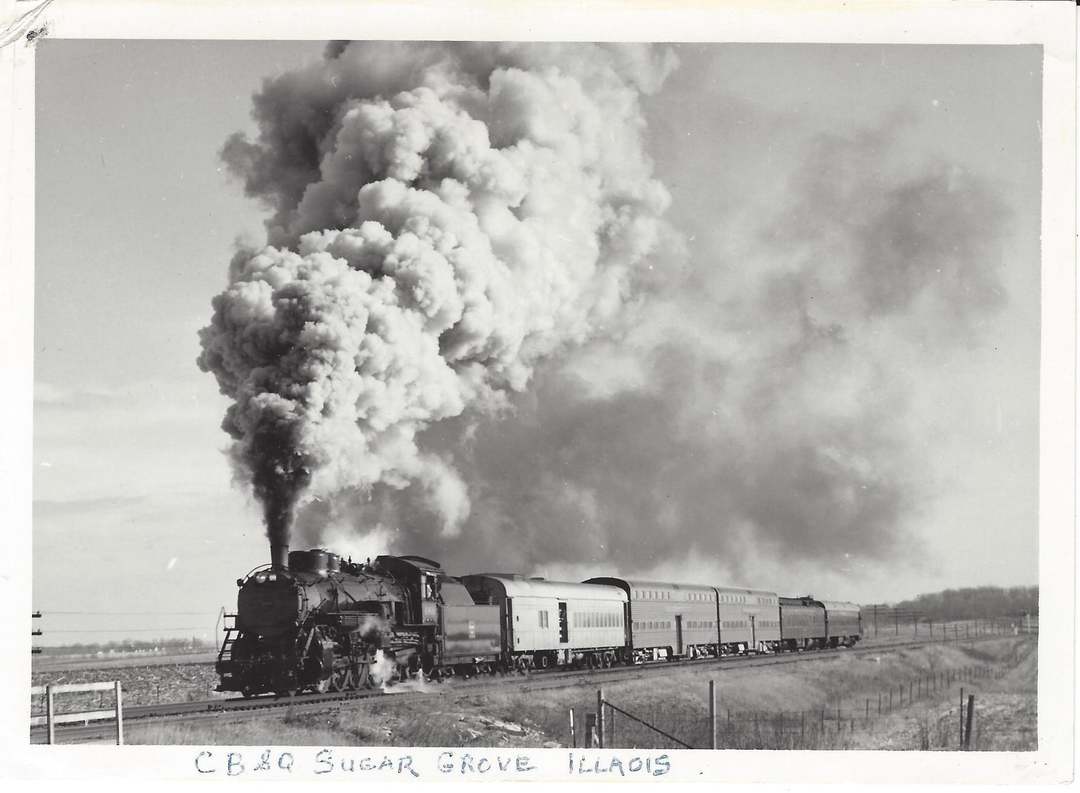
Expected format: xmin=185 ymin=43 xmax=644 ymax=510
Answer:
xmin=254 ymin=572 xmax=268 ymax=583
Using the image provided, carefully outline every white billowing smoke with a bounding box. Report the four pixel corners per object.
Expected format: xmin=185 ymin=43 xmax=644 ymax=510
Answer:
xmin=316 ymin=520 xmax=394 ymax=568
xmin=198 ymin=42 xmax=677 ymax=552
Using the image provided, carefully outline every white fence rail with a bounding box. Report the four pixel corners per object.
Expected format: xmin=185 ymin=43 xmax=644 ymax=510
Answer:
xmin=30 ymin=681 xmax=123 ymax=744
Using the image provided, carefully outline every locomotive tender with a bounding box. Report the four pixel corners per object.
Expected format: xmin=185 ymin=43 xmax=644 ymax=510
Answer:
xmin=216 ymin=547 xmax=862 ymax=696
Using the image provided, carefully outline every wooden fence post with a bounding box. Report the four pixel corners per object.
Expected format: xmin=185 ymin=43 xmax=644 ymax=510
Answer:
xmin=964 ymin=695 xmax=975 ymax=750
xmin=114 ymin=681 xmax=124 ymax=746
xmin=709 ymin=680 xmax=718 ymax=750
xmin=45 ymin=684 xmax=55 ymax=745
xmin=959 ymin=688 xmax=965 ymax=748
xmin=597 ymin=688 xmax=605 ymax=749
xmin=585 ymin=713 xmax=597 ymax=747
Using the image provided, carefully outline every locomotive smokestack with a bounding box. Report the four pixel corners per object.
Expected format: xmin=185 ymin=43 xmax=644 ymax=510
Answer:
xmin=271 ymin=542 xmax=289 ymax=570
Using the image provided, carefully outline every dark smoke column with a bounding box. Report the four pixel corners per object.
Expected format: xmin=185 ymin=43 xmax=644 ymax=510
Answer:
xmin=197 ymin=42 xmax=677 ymax=561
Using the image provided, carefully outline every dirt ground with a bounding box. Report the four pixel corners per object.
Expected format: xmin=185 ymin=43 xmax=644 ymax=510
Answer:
xmin=124 ymin=636 xmax=1035 ymax=750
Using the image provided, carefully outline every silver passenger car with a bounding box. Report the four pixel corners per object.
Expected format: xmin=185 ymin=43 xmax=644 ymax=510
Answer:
xmin=714 ymin=586 xmax=782 ymax=652
xmin=821 ymin=600 xmax=862 ymax=646
xmin=584 ymin=577 xmax=720 ymax=660
xmin=463 ymin=574 xmax=627 ymax=668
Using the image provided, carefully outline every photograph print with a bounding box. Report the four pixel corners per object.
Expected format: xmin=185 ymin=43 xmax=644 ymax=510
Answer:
xmin=22 ymin=17 xmax=1067 ymax=778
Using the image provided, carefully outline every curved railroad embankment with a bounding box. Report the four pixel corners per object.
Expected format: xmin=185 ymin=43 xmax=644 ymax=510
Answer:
xmin=36 ymin=634 xmax=1033 ymax=749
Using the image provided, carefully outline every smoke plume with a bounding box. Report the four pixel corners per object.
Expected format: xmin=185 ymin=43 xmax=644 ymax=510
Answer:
xmin=294 ymin=115 xmax=1013 ymax=590
xmin=198 ymin=42 xmax=677 ymax=551
xmin=202 ymin=43 xmax=1013 ymax=591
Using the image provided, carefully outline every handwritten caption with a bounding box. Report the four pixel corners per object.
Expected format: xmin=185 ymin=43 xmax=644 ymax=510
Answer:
xmin=193 ymin=749 xmax=672 ymax=778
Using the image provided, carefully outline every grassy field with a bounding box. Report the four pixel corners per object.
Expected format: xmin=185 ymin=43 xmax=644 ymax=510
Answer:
xmin=30 ymin=660 xmax=224 ymax=718
xmin=125 ymin=636 xmax=1035 ymax=750
xmin=844 ymin=636 xmax=1037 ymax=751
xmin=32 ymin=650 xmax=217 ymax=673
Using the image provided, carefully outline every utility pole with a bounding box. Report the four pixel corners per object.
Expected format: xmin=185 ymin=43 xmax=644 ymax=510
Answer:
xmin=597 ymin=688 xmax=605 ymax=749
xmin=32 ymin=611 xmax=42 ymax=654
xmin=709 ymin=680 xmax=718 ymax=750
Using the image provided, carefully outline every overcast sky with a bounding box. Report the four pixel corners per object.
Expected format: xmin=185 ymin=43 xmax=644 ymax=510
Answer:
xmin=33 ymin=40 xmax=1040 ymax=644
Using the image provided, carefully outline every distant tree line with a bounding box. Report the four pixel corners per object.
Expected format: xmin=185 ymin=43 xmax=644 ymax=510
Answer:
xmin=40 ymin=636 xmax=215 ymax=656
xmin=888 ymin=586 xmax=1038 ymax=621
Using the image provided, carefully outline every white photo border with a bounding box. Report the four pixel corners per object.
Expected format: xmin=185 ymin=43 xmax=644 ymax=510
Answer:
xmin=1 ymin=0 xmax=1074 ymax=785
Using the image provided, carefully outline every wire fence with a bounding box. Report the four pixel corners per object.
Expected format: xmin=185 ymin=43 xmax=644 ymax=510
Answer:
xmin=30 ymin=662 xmax=225 ymax=716
xmin=575 ymin=657 xmax=1029 ymax=751
xmin=859 ymin=613 xmax=1037 ymax=643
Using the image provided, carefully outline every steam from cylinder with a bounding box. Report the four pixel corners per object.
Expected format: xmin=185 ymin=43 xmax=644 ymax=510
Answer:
xmin=197 ymin=43 xmax=676 ymax=554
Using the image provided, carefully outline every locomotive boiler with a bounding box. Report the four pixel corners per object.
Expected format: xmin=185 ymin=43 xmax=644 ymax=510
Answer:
xmin=216 ymin=548 xmax=501 ymax=697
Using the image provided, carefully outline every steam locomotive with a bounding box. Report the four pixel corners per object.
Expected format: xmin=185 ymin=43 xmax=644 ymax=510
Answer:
xmin=217 ymin=546 xmax=862 ymax=697
xmin=216 ymin=548 xmax=499 ymax=696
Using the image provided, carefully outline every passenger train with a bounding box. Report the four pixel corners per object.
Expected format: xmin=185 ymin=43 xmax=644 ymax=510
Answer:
xmin=216 ymin=549 xmax=862 ymax=697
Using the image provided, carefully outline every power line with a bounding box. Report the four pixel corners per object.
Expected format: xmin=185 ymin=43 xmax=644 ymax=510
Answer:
xmin=45 ymin=627 xmax=210 ymax=634
xmin=38 ymin=610 xmax=213 ymax=616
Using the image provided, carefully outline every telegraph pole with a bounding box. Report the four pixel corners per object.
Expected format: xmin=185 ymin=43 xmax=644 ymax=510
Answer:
xmin=32 ymin=611 xmax=42 ymax=654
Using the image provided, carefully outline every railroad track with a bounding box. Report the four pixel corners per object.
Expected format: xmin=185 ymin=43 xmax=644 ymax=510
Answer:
xmin=31 ymin=633 xmax=1018 ymax=744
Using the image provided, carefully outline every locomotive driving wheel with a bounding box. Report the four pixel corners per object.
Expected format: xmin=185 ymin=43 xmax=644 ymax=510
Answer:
xmin=355 ymin=662 xmax=372 ymax=689
xmin=331 ymin=667 xmax=350 ymax=692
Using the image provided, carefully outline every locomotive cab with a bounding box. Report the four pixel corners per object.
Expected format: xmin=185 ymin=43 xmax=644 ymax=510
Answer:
xmin=375 ymin=555 xmax=444 ymax=625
